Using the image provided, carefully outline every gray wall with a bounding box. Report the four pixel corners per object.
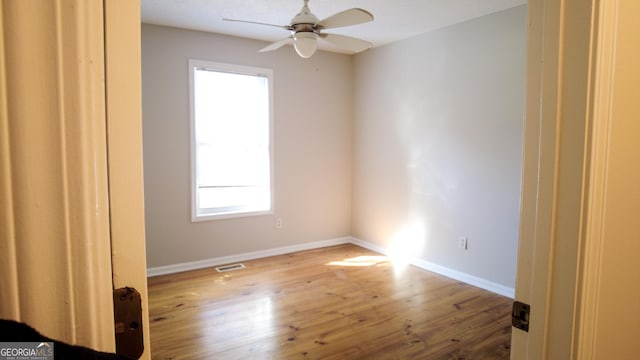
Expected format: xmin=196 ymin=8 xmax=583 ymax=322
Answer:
xmin=351 ymin=6 xmax=527 ymax=287
xmin=142 ymin=24 xmax=353 ymax=267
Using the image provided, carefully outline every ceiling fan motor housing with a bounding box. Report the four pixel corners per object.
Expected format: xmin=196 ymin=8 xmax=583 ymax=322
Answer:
xmin=290 ymin=0 xmax=319 ymax=34
xmin=291 ymin=23 xmax=317 ymax=34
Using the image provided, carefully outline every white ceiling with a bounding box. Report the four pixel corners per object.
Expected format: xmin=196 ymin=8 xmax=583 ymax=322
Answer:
xmin=141 ymin=0 xmax=527 ymax=54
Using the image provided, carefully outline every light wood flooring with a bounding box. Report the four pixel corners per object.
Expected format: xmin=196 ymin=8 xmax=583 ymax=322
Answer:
xmin=147 ymin=244 xmax=512 ymax=359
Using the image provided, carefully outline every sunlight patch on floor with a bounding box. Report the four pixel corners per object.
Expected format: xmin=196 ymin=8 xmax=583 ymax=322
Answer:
xmin=199 ymin=296 xmax=276 ymax=353
xmin=326 ymin=255 xmax=390 ymax=267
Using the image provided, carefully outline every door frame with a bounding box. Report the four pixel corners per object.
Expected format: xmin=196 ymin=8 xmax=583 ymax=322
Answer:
xmin=1 ymin=1 xmax=149 ymax=358
xmin=104 ymin=1 xmax=151 ymax=359
xmin=512 ymin=0 xmax=620 ymax=358
xmin=0 ymin=0 xmax=115 ymax=349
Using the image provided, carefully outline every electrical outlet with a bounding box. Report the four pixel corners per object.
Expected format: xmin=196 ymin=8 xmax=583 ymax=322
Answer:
xmin=275 ymin=218 xmax=283 ymax=229
xmin=459 ymin=236 xmax=468 ymax=250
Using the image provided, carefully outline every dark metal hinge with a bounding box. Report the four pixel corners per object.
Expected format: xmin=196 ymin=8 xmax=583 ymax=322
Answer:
xmin=512 ymin=300 xmax=530 ymax=332
xmin=114 ymin=287 xmax=144 ymax=359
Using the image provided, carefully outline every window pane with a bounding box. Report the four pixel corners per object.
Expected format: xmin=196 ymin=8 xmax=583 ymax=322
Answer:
xmin=198 ymin=186 xmax=271 ymax=212
xmin=191 ymin=62 xmax=272 ymax=219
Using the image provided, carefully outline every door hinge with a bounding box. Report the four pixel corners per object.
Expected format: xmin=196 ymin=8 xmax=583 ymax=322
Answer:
xmin=512 ymin=300 xmax=530 ymax=332
xmin=114 ymin=287 xmax=144 ymax=359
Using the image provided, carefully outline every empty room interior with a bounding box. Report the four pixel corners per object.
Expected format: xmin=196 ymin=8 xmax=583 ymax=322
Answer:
xmin=5 ymin=1 xmax=640 ymax=359
xmin=141 ymin=1 xmax=527 ymax=358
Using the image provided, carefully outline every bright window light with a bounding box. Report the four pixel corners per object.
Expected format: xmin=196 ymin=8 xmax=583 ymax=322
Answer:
xmin=189 ymin=60 xmax=273 ymax=221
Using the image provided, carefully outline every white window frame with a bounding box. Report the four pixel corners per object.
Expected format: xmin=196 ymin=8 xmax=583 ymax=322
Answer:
xmin=189 ymin=59 xmax=274 ymax=221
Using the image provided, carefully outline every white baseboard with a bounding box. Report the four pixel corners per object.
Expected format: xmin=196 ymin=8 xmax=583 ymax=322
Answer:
xmin=146 ymin=237 xmax=351 ymax=277
xmin=147 ymin=236 xmax=515 ymax=299
xmin=350 ymin=237 xmax=515 ymax=298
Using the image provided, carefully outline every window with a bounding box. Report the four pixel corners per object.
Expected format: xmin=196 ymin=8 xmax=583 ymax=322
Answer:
xmin=189 ymin=60 xmax=273 ymax=221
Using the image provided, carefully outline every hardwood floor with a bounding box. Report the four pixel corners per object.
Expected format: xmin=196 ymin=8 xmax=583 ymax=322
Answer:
xmin=147 ymin=244 xmax=512 ymax=359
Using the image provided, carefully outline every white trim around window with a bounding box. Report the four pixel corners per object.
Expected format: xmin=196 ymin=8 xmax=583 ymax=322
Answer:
xmin=189 ymin=59 xmax=274 ymax=221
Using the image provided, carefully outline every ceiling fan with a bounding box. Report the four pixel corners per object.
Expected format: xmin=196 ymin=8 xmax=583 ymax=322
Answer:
xmin=223 ymin=0 xmax=374 ymax=58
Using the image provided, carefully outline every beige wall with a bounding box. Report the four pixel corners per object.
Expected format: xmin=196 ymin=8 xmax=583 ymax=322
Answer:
xmin=142 ymin=25 xmax=353 ymax=267
xmin=351 ymin=6 xmax=527 ymax=288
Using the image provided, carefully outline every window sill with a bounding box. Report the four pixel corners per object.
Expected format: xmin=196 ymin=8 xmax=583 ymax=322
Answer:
xmin=191 ymin=209 xmax=273 ymax=222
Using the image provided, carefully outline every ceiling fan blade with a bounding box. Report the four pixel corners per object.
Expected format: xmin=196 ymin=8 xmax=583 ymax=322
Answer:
xmin=223 ymin=18 xmax=292 ymax=30
xmin=319 ymin=33 xmax=372 ymax=53
xmin=259 ymin=37 xmax=294 ymax=53
xmin=316 ymin=8 xmax=373 ymax=29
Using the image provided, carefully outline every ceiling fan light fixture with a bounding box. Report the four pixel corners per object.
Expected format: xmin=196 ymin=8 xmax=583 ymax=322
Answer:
xmin=223 ymin=0 xmax=374 ymax=58
xmin=293 ymin=32 xmax=318 ymax=58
